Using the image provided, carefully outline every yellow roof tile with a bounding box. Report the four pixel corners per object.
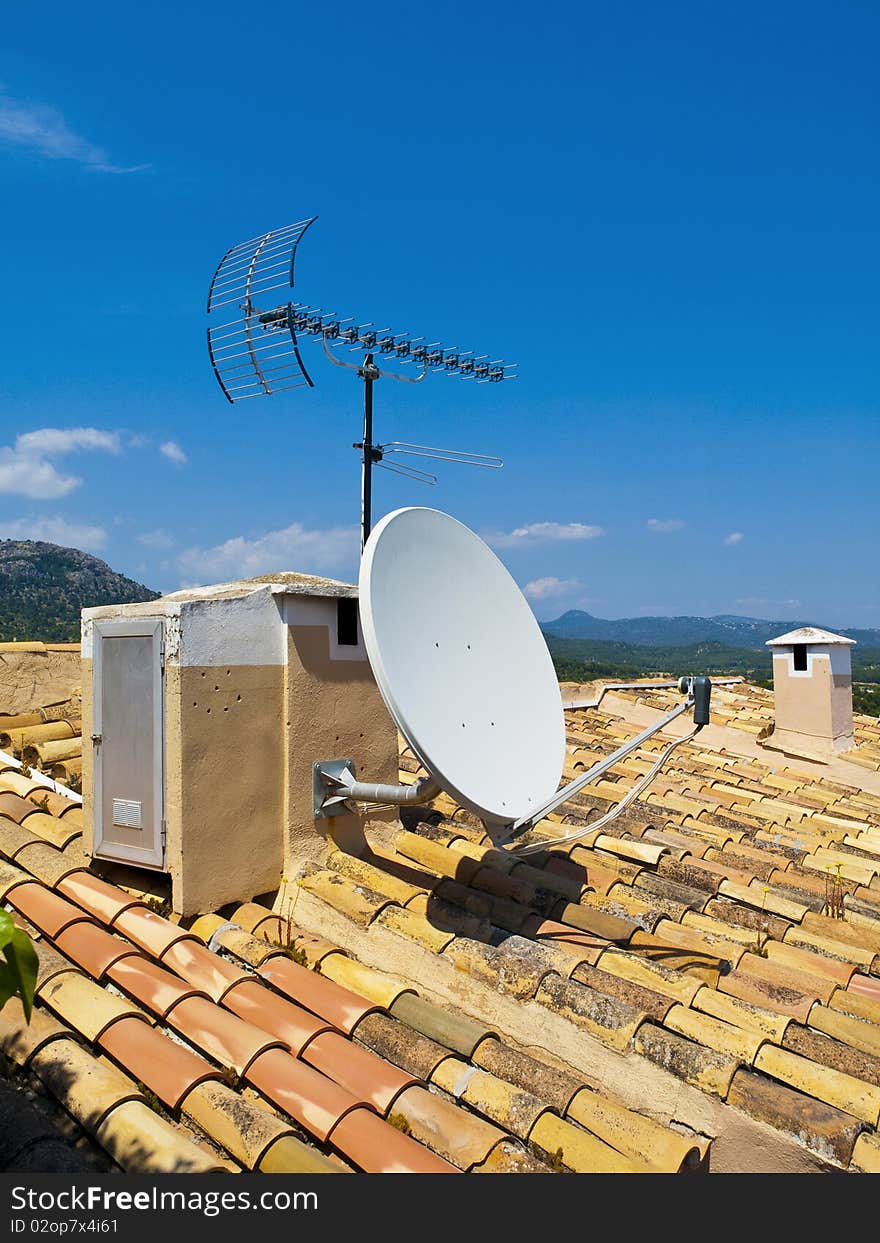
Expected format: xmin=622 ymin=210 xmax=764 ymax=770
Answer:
xmin=690 ymin=985 xmax=792 ymax=1042
xmin=529 ymin=1111 xmax=648 ymax=1172
xmin=566 ymin=1087 xmax=703 ymax=1172
xmin=754 ymin=1044 xmax=880 ymax=1126
xmin=663 ymin=1002 xmax=765 ymax=1064
xmin=97 ymin=1099 xmax=232 ymax=1173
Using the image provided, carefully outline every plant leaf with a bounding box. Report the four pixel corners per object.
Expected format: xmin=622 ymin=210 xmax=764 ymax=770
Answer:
xmin=0 ymin=917 xmax=38 ymax=1023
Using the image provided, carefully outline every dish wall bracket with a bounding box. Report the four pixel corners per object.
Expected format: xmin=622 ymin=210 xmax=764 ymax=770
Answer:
xmin=313 ymin=758 xmax=356 ymax=819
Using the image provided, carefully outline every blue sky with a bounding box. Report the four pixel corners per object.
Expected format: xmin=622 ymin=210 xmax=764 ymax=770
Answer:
xmin=1 ymin=2 xmax=877 ymax=625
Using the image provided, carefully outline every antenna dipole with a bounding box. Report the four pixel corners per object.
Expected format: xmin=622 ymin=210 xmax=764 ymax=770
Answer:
xmin=207 ymin=217 xmax=513 ymax=548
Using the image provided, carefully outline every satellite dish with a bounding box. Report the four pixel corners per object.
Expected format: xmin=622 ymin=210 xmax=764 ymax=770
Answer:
xmin=358 ymin=508 xmax=566 ymax=824
xmin=313 ymin=506 xmax=710 ymax=844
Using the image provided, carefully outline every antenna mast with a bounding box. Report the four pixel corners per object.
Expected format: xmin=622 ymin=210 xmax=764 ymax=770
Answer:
xmin=207 ymin=216 xmax=512 ymax=549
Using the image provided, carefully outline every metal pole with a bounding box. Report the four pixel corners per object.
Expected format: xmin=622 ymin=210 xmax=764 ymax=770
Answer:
xmin=360 ymin=353 xmax=377 ymax=552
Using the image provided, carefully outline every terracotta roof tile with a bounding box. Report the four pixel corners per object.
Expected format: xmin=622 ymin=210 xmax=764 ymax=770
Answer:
xmin=318 ymin=952 xmax=416 ymax=1009
xmin=11 ymin=841 xmax=82 ymax=887
xmin=245 ymin=1047 xmax=364 ymax=1141
xmin=111 ymin=907 xmax=197 ymax=958
xmin=719 ymin=968 xmax=817 ymax=1023
xmin=0 ymin=817 xmax=40 ymax=859
xmin=470 ymin=1140 xmax=554 ymax=1173
xmin=736 ymin=951 xmax=837 ymax=1006
xmin=208 ymin=924 xmax=288 ymax=968
xmin=258 ymin=956 xmax=381 ymax=1034
xmin=390 ymin=1083 xmax=506 ymax=1169
xmin=690 ymin=984 xmax=793 ymax=1042
xmin=302 ymin=1030 xmax=416 ymax=1114
xmin=99 ymin=1017 xmax=220 ymax=1109
xmin=472 ymin=1037 xmax=584 ymax=1113
xmin=166 ymin=995 xmax=285 ymax=1077
xmin=664 ymin=1001 xmax=766 ymax=1063
xmin=9 ymin=882 xmax=93 ymax=939
xmin=53 ymin=922 xmax=138 ymax=979
xmin=783 ymin=1020 xmax=880 ymax=1087
xmin=851 ymin=1130 xmax=880 ymax=1173
xmin=327 ymin=1105 xmax=457 ymax=1173
xmin=57 ymin=870 xmax=145 ymax=925
xmin=222 ymin=979 xmax=333 ymax=1056
xmin=327 ymin=849 xmax=430 ymax=906
xmin=0 ymin=790 xmax=39 ymax=823
xmin=106 ymin=955 xmax=210 ymax=1019
xmin=595 ymin=945 xmax=702 ymax=1004
xmin=177 ymin=1078 xmax=297 ymax=1168
xmin=0 ymin=857 xmax=29 ymax=900
xmin=375 ymin=904 xmax=457 ymax=952
xmin=18 ymin=811 xmax=80 ymax=851
xmin=297 ymin=868 xmax=395 ymax=926
xmin=160 ymin=938 xmax=250 ymax=1002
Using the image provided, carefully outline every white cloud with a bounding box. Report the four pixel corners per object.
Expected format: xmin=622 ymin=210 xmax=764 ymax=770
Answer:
xmin=0 ymin=90 xmax=149 ymax=173
xmin=137 ymin=529 xmax=177 ymax=550
xmin=487 ymin=521 xmax=604 ymax=549
xmin=0 ymin=427 xmax=121 ymax=499
xmin=523 ymin=576 xmax=583 ymax=601
xmin=177 ymin=522 xmax=358 ymax=586
xmin=646 ymin=518 xmax=686 ymax=533
xmin=723 ymin=531 xmax=744 ymax=546
xmin=0 ymin=515 xmax=107 ymax=552
xmin=160 ymin=440 xmax=188 ymax=467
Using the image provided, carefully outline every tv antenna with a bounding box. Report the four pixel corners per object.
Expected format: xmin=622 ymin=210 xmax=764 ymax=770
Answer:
xmin=313 ymin=507 xmax=714 ymax=853
xmin=207 ymin=217 xmax=511 ymax=548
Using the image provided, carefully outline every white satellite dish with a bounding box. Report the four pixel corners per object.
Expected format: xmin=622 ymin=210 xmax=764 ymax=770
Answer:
xmin=312 ymin=506 xmax=711 ymax=842
xmin=358 ymin=507 xmax=566 ymax=824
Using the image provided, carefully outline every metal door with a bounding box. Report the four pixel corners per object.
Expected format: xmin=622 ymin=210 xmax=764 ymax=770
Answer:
xmin=92 ymin=619 xmax=165 ymax=868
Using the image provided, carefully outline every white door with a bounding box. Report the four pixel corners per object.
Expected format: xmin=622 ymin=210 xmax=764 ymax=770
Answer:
xmin=92 ymin=618 xmax=165 ymax=869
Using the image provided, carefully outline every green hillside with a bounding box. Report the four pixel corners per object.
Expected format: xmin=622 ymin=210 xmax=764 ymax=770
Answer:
xmin=0 ymin=541 xmax=159 ymax=642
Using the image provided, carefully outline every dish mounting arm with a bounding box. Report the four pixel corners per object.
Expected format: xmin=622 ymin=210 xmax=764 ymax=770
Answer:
xmin=509 ymin=675 xmax=712 ymax=833
xmin=313 ymin=761 xmax=441 ymax=819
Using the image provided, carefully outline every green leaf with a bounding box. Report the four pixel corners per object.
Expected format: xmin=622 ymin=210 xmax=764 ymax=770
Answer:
xmin=0 ymin=910 xmax=38 ymax=1022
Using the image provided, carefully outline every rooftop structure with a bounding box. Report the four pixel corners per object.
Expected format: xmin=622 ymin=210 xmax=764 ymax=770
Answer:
xmin=4 ymin=674 xmax=880 ymax=1173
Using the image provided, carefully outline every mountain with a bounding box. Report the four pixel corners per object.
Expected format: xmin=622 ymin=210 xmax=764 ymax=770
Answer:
xmin=0 ymin=541 xmax=160 ymax=642
xmin=541 ymin=610 xmax=880 ymax=650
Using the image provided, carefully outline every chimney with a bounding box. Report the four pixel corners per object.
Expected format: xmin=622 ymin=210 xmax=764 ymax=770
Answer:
xmin=765 ymin=626 xmax=855 ymax=758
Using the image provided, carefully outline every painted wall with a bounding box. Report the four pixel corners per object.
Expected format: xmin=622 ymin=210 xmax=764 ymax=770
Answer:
xmin=283 ymin=594 xmax=399 ymax=877
xmin=83 ymin=582 xmax=399 ymax=915
xmin=772 ymin=643 xmax=854 ymax=755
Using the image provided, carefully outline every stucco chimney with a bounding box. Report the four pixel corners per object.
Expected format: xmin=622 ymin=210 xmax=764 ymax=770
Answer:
xmin=765 ymin=626 xmax=855 ymax=758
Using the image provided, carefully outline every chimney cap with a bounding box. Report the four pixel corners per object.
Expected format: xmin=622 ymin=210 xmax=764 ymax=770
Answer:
xmin=766 ymin=626 xmax=855 ymax=648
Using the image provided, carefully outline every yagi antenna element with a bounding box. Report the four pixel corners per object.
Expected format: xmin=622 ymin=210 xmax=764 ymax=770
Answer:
xmin=207 ymin=217 xmax=513 ymax=548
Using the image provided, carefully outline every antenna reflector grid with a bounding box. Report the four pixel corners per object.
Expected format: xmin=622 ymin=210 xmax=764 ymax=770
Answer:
xmin=207 ymin=217 xmax=318 ymax=404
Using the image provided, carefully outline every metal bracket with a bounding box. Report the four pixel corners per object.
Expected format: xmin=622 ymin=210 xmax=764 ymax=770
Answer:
xmin=313 ymin=758 xmax=355 ymax=819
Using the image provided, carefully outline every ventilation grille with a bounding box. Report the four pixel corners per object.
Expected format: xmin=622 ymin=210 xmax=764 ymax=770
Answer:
xmin=112 ymin=798 xmax=143 ymax=829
